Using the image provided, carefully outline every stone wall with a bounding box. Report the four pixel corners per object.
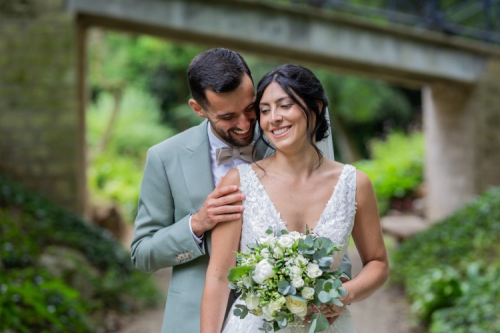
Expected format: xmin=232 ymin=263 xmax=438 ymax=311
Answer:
xmin=424 ymin=57 xmax=500 ymax=221
xmin=0 ymin=0 xmax=84 ymax=213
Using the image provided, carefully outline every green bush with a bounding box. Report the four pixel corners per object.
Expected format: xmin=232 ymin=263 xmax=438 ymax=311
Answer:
xmin=391 ymin=187 xmax=500 ymax=331
xmin=0 ymin=174 xmax=162 ymax=331
xmin=430 ymin=262 xmax=500 ymax=333
xmin=354 ymin=131 xmax=424 ymax=215
xmin=87 ymin=88 xmax=174 ymax=222
xmin=0 ymin=267 xmax=90 ymax=333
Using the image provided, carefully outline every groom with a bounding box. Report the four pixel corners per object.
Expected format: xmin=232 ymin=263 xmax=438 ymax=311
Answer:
xmin=130 ymin=48 xmax=352 ymax=333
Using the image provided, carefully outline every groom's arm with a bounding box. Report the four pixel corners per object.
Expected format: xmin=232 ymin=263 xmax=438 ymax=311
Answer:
xmin=130 ymin=147 xmax=204 ymax=273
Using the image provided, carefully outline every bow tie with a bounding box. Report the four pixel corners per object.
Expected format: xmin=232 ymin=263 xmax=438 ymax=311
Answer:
xmin=215 ymin=144 xmax=254 ymax=165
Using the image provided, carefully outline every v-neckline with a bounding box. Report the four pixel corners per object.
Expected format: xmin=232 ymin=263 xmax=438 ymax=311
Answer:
xmin=247 ymin=164 xmax=347 ymax=233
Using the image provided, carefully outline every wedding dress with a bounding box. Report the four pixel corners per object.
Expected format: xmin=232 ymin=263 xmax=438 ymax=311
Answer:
xmin=222 ymin=163 xmax=358 ymax=333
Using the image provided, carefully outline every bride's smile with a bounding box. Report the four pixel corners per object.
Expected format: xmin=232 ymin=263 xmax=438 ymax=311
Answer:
xmin=259 ymin=82 xmax=312 ymax=152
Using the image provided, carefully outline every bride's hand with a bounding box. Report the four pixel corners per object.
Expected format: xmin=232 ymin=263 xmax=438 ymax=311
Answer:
xmin=304 ymin=296 xmax=347 ymax=325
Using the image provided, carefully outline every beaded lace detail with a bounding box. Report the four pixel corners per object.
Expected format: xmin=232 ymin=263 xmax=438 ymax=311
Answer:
xmin=222 ymin=163 xmax=358 ymax=333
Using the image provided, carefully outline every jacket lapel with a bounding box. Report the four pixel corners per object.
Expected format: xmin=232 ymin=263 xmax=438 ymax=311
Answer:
xmin=178 ymin=120 xmax=214 ymax=211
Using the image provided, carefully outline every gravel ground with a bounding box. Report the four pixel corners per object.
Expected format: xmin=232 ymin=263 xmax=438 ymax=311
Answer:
xmin=118 ymin=228 xmax=423 ymax=333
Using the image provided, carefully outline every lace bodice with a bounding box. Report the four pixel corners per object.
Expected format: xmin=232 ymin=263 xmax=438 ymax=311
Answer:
xmin=221 ymin=163 xmax=358 ymax=333
xmin=238 ymin=163 xmax=357 ymax=269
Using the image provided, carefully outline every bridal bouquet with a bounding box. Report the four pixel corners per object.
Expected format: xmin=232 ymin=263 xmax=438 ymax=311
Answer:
xmin=228 ymin=227 xmax=347 ymax=333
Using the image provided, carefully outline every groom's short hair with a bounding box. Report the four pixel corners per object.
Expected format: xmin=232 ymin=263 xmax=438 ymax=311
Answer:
xmin=188 ymin=48 xmax=253 ymax=108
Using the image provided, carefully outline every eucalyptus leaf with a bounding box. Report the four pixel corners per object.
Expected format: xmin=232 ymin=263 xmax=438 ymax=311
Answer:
xmin=319 ymin=256 xmax=334 ymax=267
xmin=332 ymin=298 xmax=344 ymax=307
xmin=323 ymin=280 xmax=334 ymax=292
xmin=318 ymin=290 xmax=331 ymax=303
xmin=339 ymin=287 xmax=348 ymax=297
xmin=315 ymin=313 xmax=330 ymax=332
xmin=288 ymin=294 xmax=307 ymax=302
xmin=329 ymin=290 xmax=339 ymax=299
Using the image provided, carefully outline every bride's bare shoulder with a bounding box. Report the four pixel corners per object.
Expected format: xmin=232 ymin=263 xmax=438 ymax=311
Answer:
xmin=220 ymin=168 xmax=241 ymax=187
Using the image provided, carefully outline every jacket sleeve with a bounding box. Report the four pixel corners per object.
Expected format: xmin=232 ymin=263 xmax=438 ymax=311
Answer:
xmin=130 ymin=148 xmax=205 ymax=273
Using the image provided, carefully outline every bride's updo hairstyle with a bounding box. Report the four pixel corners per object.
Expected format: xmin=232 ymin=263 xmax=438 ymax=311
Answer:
xmin=253 ymin=64 xmax=330 ymax=166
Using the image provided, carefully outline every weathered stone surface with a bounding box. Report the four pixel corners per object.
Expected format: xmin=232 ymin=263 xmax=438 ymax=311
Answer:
xmin=0 ymin=0 xmax=81 ymax=213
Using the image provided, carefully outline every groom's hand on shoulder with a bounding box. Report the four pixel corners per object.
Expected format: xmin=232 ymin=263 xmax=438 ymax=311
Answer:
xmin=191 ymin=177 xmax=245 ymax=237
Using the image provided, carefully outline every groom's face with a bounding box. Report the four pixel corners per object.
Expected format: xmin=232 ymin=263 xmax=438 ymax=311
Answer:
xmin=192 ymin=74 xmax=256 ymax=147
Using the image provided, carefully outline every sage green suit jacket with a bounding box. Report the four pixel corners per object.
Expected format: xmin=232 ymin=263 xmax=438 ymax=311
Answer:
xmin=130 ymin=119 xmax=351 ymax=333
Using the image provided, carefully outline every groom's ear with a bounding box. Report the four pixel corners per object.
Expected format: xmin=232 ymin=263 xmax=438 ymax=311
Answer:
xmin=189 ymin=99 xmax=207 ymax=119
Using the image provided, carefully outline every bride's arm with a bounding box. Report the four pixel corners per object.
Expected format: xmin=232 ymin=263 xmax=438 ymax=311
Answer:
xmin=201 ymin=168 xmax=243 ymax=333
xmin=342 ymin=170 xmax=389 ymax=304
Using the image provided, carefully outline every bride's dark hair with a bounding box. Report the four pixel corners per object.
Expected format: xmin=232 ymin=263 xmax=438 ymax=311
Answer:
xmin=253 ymin=64 xmax=330 ymax=166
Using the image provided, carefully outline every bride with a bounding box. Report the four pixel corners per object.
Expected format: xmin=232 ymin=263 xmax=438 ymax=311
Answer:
xmin=201 ymin=64 xmax=389 ymax=332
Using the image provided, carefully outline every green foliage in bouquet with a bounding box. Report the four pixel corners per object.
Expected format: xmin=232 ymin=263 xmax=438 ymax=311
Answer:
xmin=0 ymin=175 xmax=162 ymax=331
xmin=228 ymin=228 xmax=347 ymax=333
xmin=354 ymin=131 xmax=424 ymax=215
xmin=391 ymin=187 xmax=500 ymax=332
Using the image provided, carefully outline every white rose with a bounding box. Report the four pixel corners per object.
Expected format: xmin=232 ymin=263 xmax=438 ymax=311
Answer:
xmin=285 ymin=296 xmax=308 ymax=316
xmin=288 ymin=231 xmax=301 ymax=239
xmin=272 ymin=247 xmax=283 ymax=258
xmin=252 ymin=260 xmax=276 ymax=284
xmin=289 ymin=266 xmax=302 ymax=277
xmin=296 ymin=305 xmax=308 ymax=318
xmin=262 ymin=303 xmax=275 ymax=321
xmin=245 ymin=293 xmax=260 ymax=310
xmin=301 ymin=287 xmax=315 ymax=300
xmin=305 ymin=263 xmax=323 ymax=278
xmin=295 ymin=255 xmax=309 ymax=266
xmin=261 ymin=248 xmax=270 ymax=258
xmin=269 ymin=300 xmax=283 ymax=312
xmin=292 ymin=277 xmax=304 ymax=288
xmin=259 ymin=235 xmax=274 ymax=245
xmin=277 ymin=234 xmax=295 ymax=248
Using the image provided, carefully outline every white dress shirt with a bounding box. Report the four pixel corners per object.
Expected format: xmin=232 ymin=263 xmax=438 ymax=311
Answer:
xmin=189 ymin=122 xmax=252 ymax=244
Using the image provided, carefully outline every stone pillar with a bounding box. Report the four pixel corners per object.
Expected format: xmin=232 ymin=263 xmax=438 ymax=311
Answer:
xmin=423 ymin=58 xmax=500 ymax=221
xmin=0 ymin=0 xmax=85 ymax=213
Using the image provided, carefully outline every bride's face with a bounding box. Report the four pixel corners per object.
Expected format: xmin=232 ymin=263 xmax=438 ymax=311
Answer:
xmin=258 ymin=82 xmax=313 ymax=152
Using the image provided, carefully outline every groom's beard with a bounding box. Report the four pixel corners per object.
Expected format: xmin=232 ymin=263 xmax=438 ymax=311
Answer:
xmin=210 ymin=119 xmax=256 ymax=147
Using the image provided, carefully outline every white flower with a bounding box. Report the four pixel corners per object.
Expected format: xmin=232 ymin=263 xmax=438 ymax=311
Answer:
xmin=305 ymin=263 xmax=323 ymax=278
xmin=252 ymin=259 xmax=276 ymax=284
xmin=261 ymin=248 xmax=270 ymax=258
xmin=272 ymin=247 xmax=283 ymax=258
xmin=285 ymin=296 xmax=308 ymax=316
xmin=289 ymin=266 xmax=302 ymax=277
xmin=275 ymin=296 xmax=286 ymax=306
xmin=295 ymin=255 xmax=309 ymax=266
xmin=292 ymin=277 xmax=304 ymax=288
xmin=262 ymin=303 xmax=275 ymax=321
xmin=288 ymin=231 xmax=301 ymax=239
xmin=242 ymin=275 xmax=252 ymax=288
xmin=269 ymin=300 xmax=283 ymax=312
xmin=301 ymin=287 xmax=315 ymax=300
xmin=245 ymin=293 xmax=260 ymax=310
xmin=259 ymin=235 xmax=275 ymax=245
xmin=278 ymin=234 xmax=295 ymax=248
